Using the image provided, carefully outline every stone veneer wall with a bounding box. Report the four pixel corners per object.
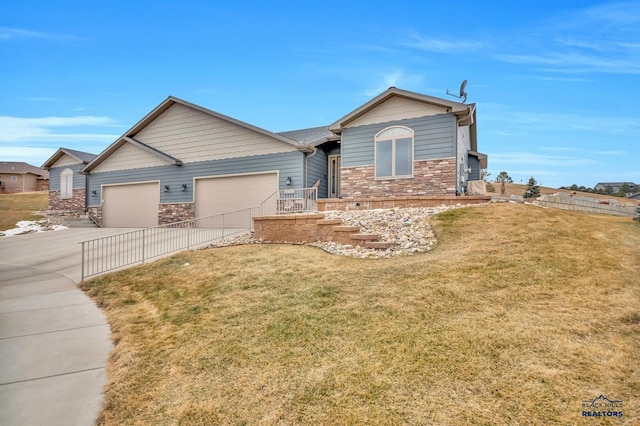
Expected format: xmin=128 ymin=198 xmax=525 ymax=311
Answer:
xmin=159 ymin=203 xmax=195 ymax=225
xmin=48 ymin=189 xmax=86 ymax=215
xmin=87 ymin=206 xmax=102 ymax=226
xmin=340 ymin=158 xmax=456 ymax=198
xmin=87 ymin=203 xmax=196 ymax=227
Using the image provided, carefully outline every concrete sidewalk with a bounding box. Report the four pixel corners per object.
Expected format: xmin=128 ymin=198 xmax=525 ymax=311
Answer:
xmin=0 ymin=228 xmax=130 ymax=426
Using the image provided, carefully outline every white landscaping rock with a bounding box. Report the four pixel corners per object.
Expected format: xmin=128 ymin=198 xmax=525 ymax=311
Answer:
xmin=207 ymin=204 xmax=472 ymax=259
xmin=0 ymin=220 xmax=67 ymax=237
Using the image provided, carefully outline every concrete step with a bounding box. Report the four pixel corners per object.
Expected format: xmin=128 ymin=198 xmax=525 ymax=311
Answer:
xmin=62 ymin=217 xmax=98 ymax=228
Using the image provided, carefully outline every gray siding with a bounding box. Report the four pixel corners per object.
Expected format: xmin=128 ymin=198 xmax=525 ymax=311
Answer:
xmin=87 ymin=151 xmax=304 ymax=207
xmin=468 ymin=155 xmax=481 ymax=181
xmin=49 ymin=164 xmax=86 ymax=191
xmin=341 ymin=114 xmax=456 ymax=167
xmin=306 ymin=149 xmax=328 ymax=199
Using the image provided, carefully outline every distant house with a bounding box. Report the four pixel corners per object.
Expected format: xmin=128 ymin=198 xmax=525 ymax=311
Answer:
xmin=627 ymin=193 xmax=640 ymax=201
xmin=46 ymin=87 xmax=487 ymax=227
xmin=594 ymin=182 xmax=638 ymax=193
xmin=41 ymin=148 xmax=97 ymax=214
xmin=0 ymin=162 xmax=49 ymax=193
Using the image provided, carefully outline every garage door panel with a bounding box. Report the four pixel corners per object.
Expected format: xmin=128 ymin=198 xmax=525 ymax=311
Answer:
xmin=195 ymin=173 xmax=277 ymax=222
xmin=103 ymin=183 xmax=159 ymax=228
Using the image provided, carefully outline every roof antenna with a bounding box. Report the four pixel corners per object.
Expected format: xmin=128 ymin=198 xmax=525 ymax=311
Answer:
xmin=447 ymin=80 xmax=468 ymax=103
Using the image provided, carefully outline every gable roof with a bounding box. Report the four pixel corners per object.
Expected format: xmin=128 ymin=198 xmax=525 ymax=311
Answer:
xmin=0 ymin=161 xmax=49 ymax=179
xmin=41 ymin=148 xmax=97 ymax=169
xmin=278 ymin=126 xmax=340 ymax=146
xmin=83 ymin=96 xmax=313 ymax=173
xmin=329 ymin=87 xmax=474 ymax=132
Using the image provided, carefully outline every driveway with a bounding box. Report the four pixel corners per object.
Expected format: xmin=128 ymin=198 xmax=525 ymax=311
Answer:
xmin=0 ymin=228 xmax=133 ymax=426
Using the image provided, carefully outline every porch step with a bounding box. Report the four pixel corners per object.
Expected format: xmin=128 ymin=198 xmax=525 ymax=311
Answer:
xmin=317 ymin=219 xmax=343 ymax=225
xmin=362 ymin=241 xmax=398 ymax=249
xmin=61 ymin=216 xmax=98 ymax=228
xmin=332 ymin=226 xmax=361 ymax=232
xmin=349 ymin=233 xmax=380 ymax=241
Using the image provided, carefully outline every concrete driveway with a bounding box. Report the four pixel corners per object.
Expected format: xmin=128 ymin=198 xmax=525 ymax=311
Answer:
xmin=0 ymin=228 xmax=132 ymax=426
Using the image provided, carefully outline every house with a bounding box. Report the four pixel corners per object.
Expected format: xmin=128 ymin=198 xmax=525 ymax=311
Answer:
xmin=594 ymin=182 xmax=638 ymax=193
xmin=42 ymin=148 xmax=97 ymax=214
xmin=627 ymin=193 xmax=640 ymax=201
xmin=46 ymin=87 xmax=486 ymax=227
xmin=0 ymin=162 xmax=49 ymax=193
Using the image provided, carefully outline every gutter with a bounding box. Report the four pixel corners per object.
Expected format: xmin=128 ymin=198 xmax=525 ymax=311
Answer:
xmin=304 ymin=146 xmax=318 ymax=187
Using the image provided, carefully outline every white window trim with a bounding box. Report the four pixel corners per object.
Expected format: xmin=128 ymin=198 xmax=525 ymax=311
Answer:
xmin=374 ymin=125 xmax=414 ymax=179
xmin=60 ymin=168 xmax=73 ymax=199
xmin=11 ymin=175 xmax=18 ymax=181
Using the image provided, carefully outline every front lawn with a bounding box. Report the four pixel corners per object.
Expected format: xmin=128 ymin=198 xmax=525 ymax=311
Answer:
xmin=0 ymin=192 xmax=48 ymax=231
xmin=82 ymin=203 xmax=640 ymax=425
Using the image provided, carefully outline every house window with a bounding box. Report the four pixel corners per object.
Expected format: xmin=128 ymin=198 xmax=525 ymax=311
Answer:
xmin=60 ymin=168 xmax=73 ymax=199
xmin=11 ymin=176 xmax=18 ymax=181
xmin=375 ymin=126 xmax=414 ymax=178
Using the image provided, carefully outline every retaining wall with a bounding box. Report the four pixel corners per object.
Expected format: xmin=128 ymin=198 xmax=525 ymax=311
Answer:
xmin=534 ymin=193 xmax=635 ymax=217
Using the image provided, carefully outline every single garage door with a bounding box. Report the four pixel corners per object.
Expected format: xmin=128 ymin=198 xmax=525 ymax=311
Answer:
xmin=195 ymin=173 xmax=278 ymax=217
xmin=102 ymin=182 xmax=159 ymax=228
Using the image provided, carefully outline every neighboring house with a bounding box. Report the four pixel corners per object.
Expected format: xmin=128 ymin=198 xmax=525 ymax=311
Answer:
xmin=594 ymin=182 xmax=638 ymax=193
xmin=627 ymin=193 xmax=640 ymax=201
xmin=42 ymin=148 xmax=97 ymax=214
xmin=0 ymin=162 xmax=49 ymax=193
xmin=51 ymin=87 xmax=487 ymax=227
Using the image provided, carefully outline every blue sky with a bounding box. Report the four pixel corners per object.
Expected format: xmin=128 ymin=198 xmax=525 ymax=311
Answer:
xmin=1 ymin=0 xmax=638 ymax=188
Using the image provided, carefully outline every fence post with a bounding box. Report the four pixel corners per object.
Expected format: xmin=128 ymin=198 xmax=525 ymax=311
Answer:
xmin=142 ymin=229 xmax=146 ymax=263
xmin=80 ymin=241 xmax=85 ymax=282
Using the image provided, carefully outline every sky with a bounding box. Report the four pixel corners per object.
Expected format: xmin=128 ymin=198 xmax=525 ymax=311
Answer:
xmin=1 ymin=0 xmax=639 ymax=188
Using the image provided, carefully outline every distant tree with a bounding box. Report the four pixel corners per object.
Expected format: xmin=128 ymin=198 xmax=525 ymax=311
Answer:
xmin=523 ymin=177 xmax=541 ymax=199
xmin=495 ymin=171 xmax=513 ymax=184
xmin=481 ymin=169 xmax=491 ymax=181
xmin=620 ymin=182 xmax=631 ymax=194
xmin=570 ymin=184 xmax=579 ymax=191
xmin=605 ymin=185 xmax=614 ymax=195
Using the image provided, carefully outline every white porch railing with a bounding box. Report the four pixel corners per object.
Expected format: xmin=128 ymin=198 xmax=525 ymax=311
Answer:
xmin=259 ymin=187 xmax=318 ymax=215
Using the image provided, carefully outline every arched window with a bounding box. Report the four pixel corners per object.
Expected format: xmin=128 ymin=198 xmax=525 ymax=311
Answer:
xmin=374 ymin=126 xmax=414 ymax=178
xmin=60 ymin=168 xmax=73 ymax=199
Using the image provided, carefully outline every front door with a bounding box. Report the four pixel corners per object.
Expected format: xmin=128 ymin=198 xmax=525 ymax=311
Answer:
xmin=328 ymin=155 xmax=341 ymax=198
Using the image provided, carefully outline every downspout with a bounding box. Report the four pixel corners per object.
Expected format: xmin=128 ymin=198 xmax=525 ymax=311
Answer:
xmin=304 ymin=145 xmax=318 ymax=188
xmin=84 ymin=172 xmax=89 ymax=213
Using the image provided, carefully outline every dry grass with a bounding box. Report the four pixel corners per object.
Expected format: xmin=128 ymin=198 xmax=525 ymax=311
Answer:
xmin=0 ymin=192 xmax=48 ymax=231
xmin=494 ymin=183 xmax=640 ymax=205
xmin=81 ymin=203 xmax=640 ymax=425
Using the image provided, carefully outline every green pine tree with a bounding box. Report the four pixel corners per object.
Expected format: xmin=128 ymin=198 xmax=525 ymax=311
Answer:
xmin=523 ymin=177 xmax=541 ymax=199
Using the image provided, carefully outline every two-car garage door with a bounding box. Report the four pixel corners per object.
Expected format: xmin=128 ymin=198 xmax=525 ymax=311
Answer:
xmin=102 ymin=182 xmax=159 ymax=228
xmin=195 ymin=173 xmax=278 ymax=217
xmin=101 ymin=173 xmax=278 ymax=227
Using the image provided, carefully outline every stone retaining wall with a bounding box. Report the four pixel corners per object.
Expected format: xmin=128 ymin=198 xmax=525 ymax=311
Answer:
xmin=253 ymin=214 xmax=325 ymax=243
xmin=534 ymin=193 xmax=636 ymax=217
xmin=318 ymin=195 xmax=490 ymax=211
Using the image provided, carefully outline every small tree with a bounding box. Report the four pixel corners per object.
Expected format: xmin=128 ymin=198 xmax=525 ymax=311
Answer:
xmin=620 ymin=182 xmax=631 ymax=195
xmin=634 ymin=206 xmax=640 ymax=222
xmin=495 ymin=171 xmax=513 ymax=184
xmin=523 ymin=177 xmax=541 ymax=199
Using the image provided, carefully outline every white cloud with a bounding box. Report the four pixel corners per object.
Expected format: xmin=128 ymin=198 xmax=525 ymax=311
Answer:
xmin=0 ymin=115 xmax=121 ymax=143
xmin=401 ymin=34 xmax=486 ymax=53
xmin=0 ymin=27 xmax=81 ymax=41
xmin=364 ymin=69 xmax=424 ymax=97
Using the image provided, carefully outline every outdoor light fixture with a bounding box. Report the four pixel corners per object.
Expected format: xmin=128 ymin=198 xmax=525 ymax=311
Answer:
xmin=164 ymin=185 xmax=170 ymax=192
xmin=286 ymin=177 xmax=292 ymax=185
xmin=91 ymin=190 xmax=97 ymax=196
xmin=181 ymin=184 xmax=187 ymax=191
